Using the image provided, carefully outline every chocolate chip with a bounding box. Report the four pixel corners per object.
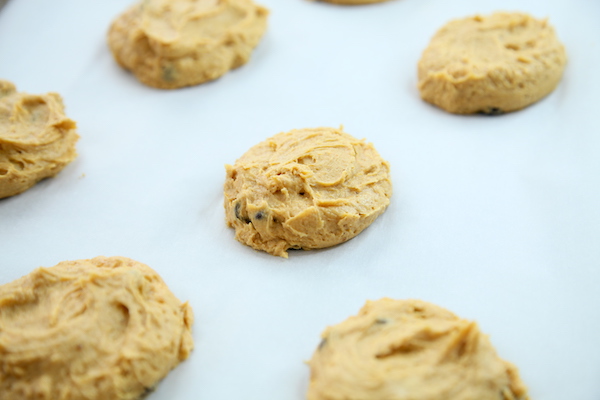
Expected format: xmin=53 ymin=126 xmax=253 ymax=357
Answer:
xmin=480 ymin=107 xmax=504 ymax=115
xmin=234 ymin=202 xmax=251 ymax=224
xmin=255 ymin=211 xmax=264 ymax=220
xmin=162 ymin=64 xmax=176 ymax=82
xmin=140 ymin=387 xmax=155 ymax=399
xmin=318 ymin=338 xmax=327 ymax=350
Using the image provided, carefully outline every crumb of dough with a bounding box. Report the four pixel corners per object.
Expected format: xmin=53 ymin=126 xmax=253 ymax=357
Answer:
xmin=418 ymin=12 xmax=566 ymax=114
xmin=0 ymin=80 xmax=79 ymax=199
xmin=0 ymin=256 xmax=194 ymax=400
xmin=224 ymin=127 xmax=392 ymax=258
xmin=307 ymin=298 xmax=529 ymax=400
xmin=108 ymin=0 xmax=269 ymax=89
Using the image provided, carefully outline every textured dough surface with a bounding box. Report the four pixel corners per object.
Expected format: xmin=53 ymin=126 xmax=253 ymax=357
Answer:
xmin=307 ymin=298 xmax=529 ymax=400
xmin=418 ymin=12 xmax=566 ymax=114
xmin=224 ymin=127 xmax=392 ymax=258
xmin=0 ymin=80 xmax=78 ymax=199
xmin=108 ymin=0 xmax=268 ymax=89
xmin=0 ymin=256 xmax=194 ymax=400
xmin=319 ymin=0 xmax=391 ymax=5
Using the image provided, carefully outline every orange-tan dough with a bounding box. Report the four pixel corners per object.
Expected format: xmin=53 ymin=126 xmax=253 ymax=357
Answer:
xmin=307 ymin=299 xmax=529 ymax=400
xmin=224 ymin=127 xmax=392 ymax=258
xmin=0 ymin=80 xmax=78 ymax=199
xmin=418 ymin=12 xmax=566 ymax=114
xmin=108 ymin=0 xmax=269 ymax=89
xmin=0 ymin=256 xmax=194 ymax=400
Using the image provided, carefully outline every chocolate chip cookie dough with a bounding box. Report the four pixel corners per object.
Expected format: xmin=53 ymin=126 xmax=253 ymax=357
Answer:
xmin=108 ymin=0 xmax=269 ymax=89
xmin=224 ymin=127 xmax=392 ymax=258
xmin=307 ymin=299 xmax=529 ymax=400
xmin=0 ymin=80 xmax=78 ymax=199
xmin=418 ymin=12 xmax=567 ymax=114
xmin=0 ymin=256 xmax=194 ymax=400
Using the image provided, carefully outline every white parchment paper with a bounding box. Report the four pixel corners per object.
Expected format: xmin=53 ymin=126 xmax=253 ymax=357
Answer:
xmin=1 ymin=0 xmax=599 ymax=399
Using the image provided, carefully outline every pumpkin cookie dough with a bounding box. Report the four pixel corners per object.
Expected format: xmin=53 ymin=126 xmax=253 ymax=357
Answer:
xmin=224 ymin=127 xmax=392 ymax=258
xmin=108 ymin=0 xmax=269 ymax=89
xmin=0 ymin=256 xmax=194 ymax=400
xmin=307 ymin=299 xmax=529 ymax=400
xmin=418 ymin=12 xmax=566 ymax=114
xmin=0 ymin=80 xmax=78 ymax=199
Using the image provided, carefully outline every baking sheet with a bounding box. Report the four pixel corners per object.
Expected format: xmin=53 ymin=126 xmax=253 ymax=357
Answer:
xmin=1 ymin=0 xmax=599 ymax=399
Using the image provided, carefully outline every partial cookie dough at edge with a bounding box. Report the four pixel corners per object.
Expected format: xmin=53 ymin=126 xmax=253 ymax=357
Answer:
xmin=307 ymin=298 xmax=529 ymax=400
xmin=0 ymin=256 xmax=194 ymax=400
xmin=319 ymin=0 xmax=392 ymax=5
xmin=0 ymin=80 xmax=79 ymax=199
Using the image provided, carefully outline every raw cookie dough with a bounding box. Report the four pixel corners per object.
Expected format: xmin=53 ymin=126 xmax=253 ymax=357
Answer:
xmin=0 ymin=256 xmax=194 ymax=400
xmin=224 ymin=127 xmax=392 ymax=258
xmin=108 ymin=0 xmax=269 ymax=89
xmin=418 ymin=12 xmax=567 ymax=114
xmin=319 ymin=0 xmax=391 ymax=5
xmin=0 ymin=80 xmax=78 ymax=199
xmin=307 ymin=299 xmax=529 ymax=400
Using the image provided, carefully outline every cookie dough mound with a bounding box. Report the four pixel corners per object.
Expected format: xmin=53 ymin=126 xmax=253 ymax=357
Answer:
xmin=224 ymin=127 xmax=392 ymax=258
xmin=319 ymin=0 xmax=391 ymax=5
xmin=108 ymin=0 xmax=269 ymax=89
xmin=307 ymin=299 xmax=529 ymax=400
xmin=418 ymin=12 xmax=566 ymax=114
xmin=0 ymin=80 xmax=79 ymax=199
xmin=0 ymin=256 xmax=194 ymax=400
